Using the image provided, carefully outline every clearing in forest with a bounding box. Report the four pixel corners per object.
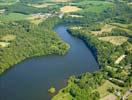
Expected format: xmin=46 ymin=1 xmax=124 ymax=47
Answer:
xmin=110 ymin=23 xmax=132 ymax=29
xmin=52 ymin=92 xmax=73 ymax=100
xmin=1 ymin=34 xmax=16 ymax=41
xmin=60 ymin=6 xmax=82 ymax=13
xmin=53 ymin=0 xmax=72 ymax=3
xmin=128 ymin=2 xmax=132 ymax=6
xmin=0 ymin=42 xmax=10 ymax=48
xmin=0 ymin=0 xmax=19 ymax=5
xmin=128 ymin=94 xmax=132 ymax=100
xmin=91 ymin=24 xmax=115 ymax=36
xmin=115 ymin=55 xmax=126 ymax=64
xmin=28 ymin=3 xmax=54 ymax=8
xmin=71 ymin=1 xmax=114 ymax=13
xmin=98 ymin=36 xmax=128 ymax=46
xmin=100 ymin=94 xmax=117 ymax=100
xmin=95 ymin=80 xmax=120 ymax=98
xmin=27 ymin=13 xmax=51 ymax=25
xmin=68 ymin=14 xmax=83 ymax=18
xmin=70 ymin=26 xmax=82 ymax=30
xmin=0 ymin=13 xmax=28 ymax=22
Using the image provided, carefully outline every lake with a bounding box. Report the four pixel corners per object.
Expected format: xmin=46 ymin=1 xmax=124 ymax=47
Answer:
xmin=0 ymin=25 xmax=99 ymax=100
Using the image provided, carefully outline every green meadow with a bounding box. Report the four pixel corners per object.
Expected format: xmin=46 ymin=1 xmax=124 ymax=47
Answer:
xmin=0 ymin=13 xmax=28 ymax=22
xmin=71 ymin=1 xmax=114 ymax=13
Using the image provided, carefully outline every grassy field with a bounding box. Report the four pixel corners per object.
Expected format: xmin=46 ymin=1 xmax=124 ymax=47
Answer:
xmin=91 ymin=24 xmax=115 ymax=36
xmin=1 ymin=34 xmax=16 ymax=42
xmin=128 ymin=94 xmax=132 ymax=100
xmin=0 ymin=0 xmax=19 ymax=5
xmin=60 ymin=6 xmax=82 ymax=13
xmin=27 ymin=13 xmax=52 ymax=25
xmin=71 ymin=1 xmax=114 ymax=13
xmin=52 ymin=82 xmax=74 ymax=100
xmin=98 ymin=36 xmax=128 ymax=46
xmin=110 ymin=23 xmax=132 ymax=29
xmin=91 ymin=22 xmax=132 ymax=36
xmin=53 ymin=0 xmax=72 ymax=2
xmin=95 ymin=80 xmax=121 ymax=98
xmin=28 ymin=18 xmax=44 ymax=25
xmin=0 ymin=42 xmax=10 ymax=48
xmin=100 ymin=94 xmax=117 ymax=100
xmin=128 ymin=2 xmax=132 ymax=6
xmin=0 ymin=12 xmax=51 ymax=24
xmin=0 ymin=13 xmax=29 ymax=22
xmin=115 ymin=55 xmax=126 ymax=64
xmin=0 ymin=34 xmax=16 ymax=48
xmin=27 ymin=3 xmax=55 ymax=8
xmin=27 ymin=14 xmax=43 ymax=25
xmin=52 ymin=92 xmax=73 ymax=100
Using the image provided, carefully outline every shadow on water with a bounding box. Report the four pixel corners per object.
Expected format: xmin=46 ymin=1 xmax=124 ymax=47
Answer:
xmin=0 ymin=25 xmax=99 ymax=100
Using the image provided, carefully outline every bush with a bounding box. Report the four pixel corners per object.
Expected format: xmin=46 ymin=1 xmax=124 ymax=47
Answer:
xmin=48 ymin=86 xmax=56 ymax=94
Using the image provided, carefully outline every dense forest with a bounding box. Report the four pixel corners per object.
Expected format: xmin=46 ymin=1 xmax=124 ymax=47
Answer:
xmin=0 ymin=18 xmax=70 ymax=74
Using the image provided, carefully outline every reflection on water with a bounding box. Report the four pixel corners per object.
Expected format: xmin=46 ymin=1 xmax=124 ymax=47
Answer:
xmin=0 ymin=25 xmax=99 ymax=100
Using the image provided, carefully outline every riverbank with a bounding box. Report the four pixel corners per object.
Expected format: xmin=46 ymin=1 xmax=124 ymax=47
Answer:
xmin=0 ymin=18 xmax=70 ymax=75
xmin=0 ymin=25 xmax=99 ymax=100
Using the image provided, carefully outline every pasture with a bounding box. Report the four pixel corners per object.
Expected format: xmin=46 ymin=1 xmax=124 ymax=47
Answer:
xmin=27 ymin=13 xmax=51 ymax=25
xmin=100 ymin=94 xmax=117 ymax=100
xmin=0 ymin=13 xmax=28 ymax=22
xmin=60 ymin=6 xmax=82 ymax=13
xmin=28 ymin=3 xmax=54 ymax=8
xmin=91 ymin=24 xmax=115 ymax=36
xmin=0 ymin=0 xmax=19 ymax=5
xmin=53 ymin=0 xmax=72 ymax=3
xmin=71 ymin=1 xmax=114 ymax=13
xmin=95 ymin=80 xmax=120 ymax=98
xmin=98 ymin=36 xmax=128 ymax=46
xmin=128 ymin=94 xmax=132 ymax=100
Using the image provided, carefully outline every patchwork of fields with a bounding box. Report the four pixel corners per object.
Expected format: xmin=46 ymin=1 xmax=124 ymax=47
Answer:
xmin=0 ymin=0 xmax=132 ymax=100
xmin=0 ymin=0 xmax=19 ymax=5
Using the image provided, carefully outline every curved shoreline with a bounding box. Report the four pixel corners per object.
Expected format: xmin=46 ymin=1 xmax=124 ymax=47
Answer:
xmin=0 ymin=25 xmax=99 ymax=100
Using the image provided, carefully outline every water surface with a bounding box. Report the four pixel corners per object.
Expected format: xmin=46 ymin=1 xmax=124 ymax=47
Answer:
xmin=0 ymin=25 xmax=99 ymax=100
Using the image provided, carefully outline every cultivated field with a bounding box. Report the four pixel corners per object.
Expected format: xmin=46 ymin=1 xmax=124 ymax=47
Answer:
xmin=98 ymin=36 xmax=128 ymax=46
xmin=91 ymin=24 xmax=115 ymax=36
xmin=27 ymin=13 xmax=51 ymax=25
xmin=60 ymin=6 xmax=82 ymax=13
xmin=28 ymin=3 xmax=54 ymax=8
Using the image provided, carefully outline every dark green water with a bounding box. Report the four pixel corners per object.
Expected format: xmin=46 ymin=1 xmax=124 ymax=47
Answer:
xmin=0 ymin=25 xmax=99 ymax=100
